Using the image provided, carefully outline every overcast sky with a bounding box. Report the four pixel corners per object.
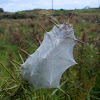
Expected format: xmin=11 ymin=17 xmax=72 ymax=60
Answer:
xmin=0 ymin=0 xmax=100 ymax=12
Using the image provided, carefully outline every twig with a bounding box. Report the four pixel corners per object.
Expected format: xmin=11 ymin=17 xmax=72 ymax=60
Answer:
xmin=77 ymin=39 xmax=85 ymax=44
xmin=68 ymin=9 xmax=76 ymax=24
xmin=37 ymin=22 xmax=47 ymax=33
xmin=18 ymin=47 xmax=30 ymax=56
xmin=58 ymin=88 xmax=71 ymax=100
xmin=49 ymin=20 xmax=59 ymax=28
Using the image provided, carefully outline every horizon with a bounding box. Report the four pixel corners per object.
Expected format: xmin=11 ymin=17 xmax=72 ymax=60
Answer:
xmin=0 ymin=0 xmax=100 ymax=12
xmin=5 ymin=7 xmax=100 ymax=13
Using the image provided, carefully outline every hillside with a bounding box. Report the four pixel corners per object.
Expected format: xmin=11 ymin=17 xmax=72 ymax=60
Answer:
xmin=0 ymin=9 xmax=100 ymax=100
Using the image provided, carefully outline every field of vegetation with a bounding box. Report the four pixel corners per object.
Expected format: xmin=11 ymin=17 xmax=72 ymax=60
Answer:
xmin=0 ymin=8 xmax=100 ymax=100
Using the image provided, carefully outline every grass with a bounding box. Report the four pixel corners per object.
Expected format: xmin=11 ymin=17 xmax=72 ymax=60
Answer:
xmin=0 ymin=8 xmax=100 ymax=100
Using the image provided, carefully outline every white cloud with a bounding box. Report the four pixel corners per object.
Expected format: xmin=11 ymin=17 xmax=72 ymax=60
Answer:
xmin=0 ymin=0 xmax=99 ymax=12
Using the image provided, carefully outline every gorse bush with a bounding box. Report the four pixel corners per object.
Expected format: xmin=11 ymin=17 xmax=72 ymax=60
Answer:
xmin=0 ymin=9 xmax=100 ymax=100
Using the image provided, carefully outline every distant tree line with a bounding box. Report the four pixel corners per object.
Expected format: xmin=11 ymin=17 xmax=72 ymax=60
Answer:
xmin=0 ymin=8 xmax=4 ymax=12
xmin=0 ymin=12 xmax=37 ymax=20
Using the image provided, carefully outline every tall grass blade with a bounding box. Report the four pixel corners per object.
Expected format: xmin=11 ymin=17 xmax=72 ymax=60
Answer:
xmin=51 ymin=80 xmax=67 ymax=96
xmin=18 ymin=48 xmax=30 ymax=56
xmin=18 ymin=51 xmax=24 ymax=63
xmin=9 ymin=61 xmax=18 ymax=71
xmin=0 ymin=85 xmax=20 ymax=92
xmin=7 ymin=57 xmax=22 ymax=67
xmin=0 ymin=63 xmax=18 ymax=83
